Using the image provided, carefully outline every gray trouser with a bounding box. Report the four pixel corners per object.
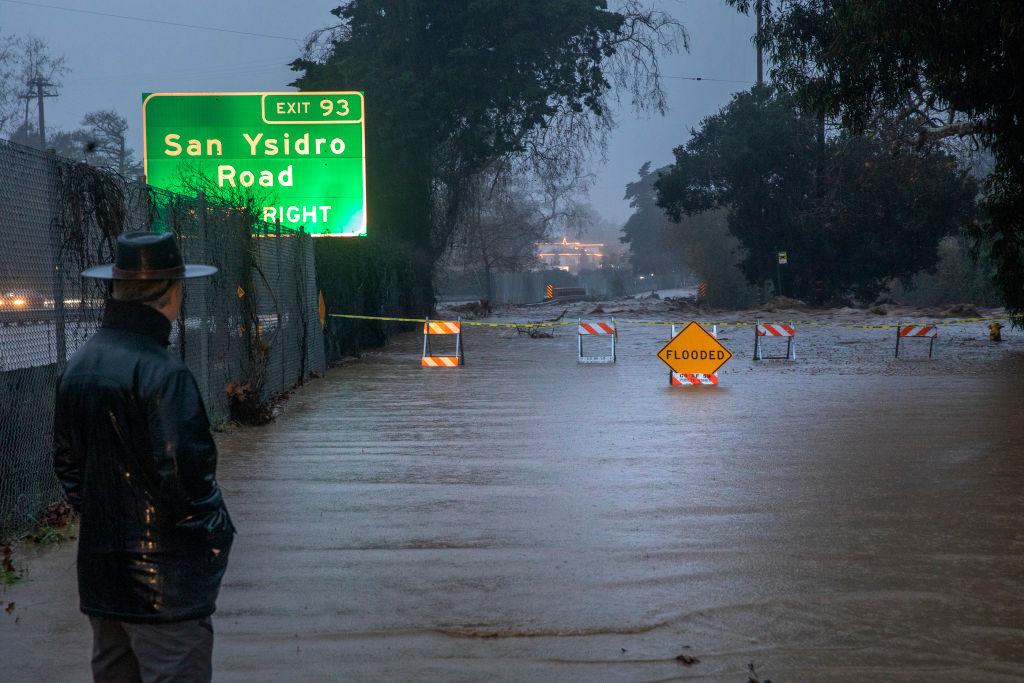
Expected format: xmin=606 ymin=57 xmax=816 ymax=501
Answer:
xmin=89 ymin=616 xmax=213 ymax=683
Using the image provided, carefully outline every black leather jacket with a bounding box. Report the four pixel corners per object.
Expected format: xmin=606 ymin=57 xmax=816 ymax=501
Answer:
xmin=54 ymin=299 xmax=234 ymax=623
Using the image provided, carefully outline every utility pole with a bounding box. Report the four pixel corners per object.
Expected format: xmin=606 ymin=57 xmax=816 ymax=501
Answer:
xmin=755 ymin=0 xmax=764 ymax=87
xmin=756 ymin=0 xmax=766 ymax=303
xmin=18 ymin=77 xmax=58 ymax=150
xmin=20 ymin=76 xmax=64 ymax=365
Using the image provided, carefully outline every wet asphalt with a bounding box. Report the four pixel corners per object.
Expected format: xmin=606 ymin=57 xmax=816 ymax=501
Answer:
xmin=3 ymin=316 xmax=1024 ymax=681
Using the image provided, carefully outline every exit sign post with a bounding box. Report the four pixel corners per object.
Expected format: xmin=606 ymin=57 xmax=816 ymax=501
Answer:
xmin=142 ymin=91 xmax=366 ymax=237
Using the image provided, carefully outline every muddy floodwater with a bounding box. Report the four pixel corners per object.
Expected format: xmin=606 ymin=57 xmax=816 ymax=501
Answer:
xmin=3 ymin=315 xmax=1024 ymax=681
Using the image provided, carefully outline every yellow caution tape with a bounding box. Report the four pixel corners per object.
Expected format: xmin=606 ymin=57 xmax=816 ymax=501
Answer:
xmin=328 ymin=314 xmax=573 ymax=328
xmin=630 ymin=320 xmax=756 ymax=327
xmin=327 ymin=314 xmax=428 ymax=324
xmin=328 ymin=313 xmax=1004 ymax=329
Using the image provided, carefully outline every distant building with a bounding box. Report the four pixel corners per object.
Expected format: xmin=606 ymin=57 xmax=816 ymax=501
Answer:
xmin=537 ymin=237 xmax=604 ymax=274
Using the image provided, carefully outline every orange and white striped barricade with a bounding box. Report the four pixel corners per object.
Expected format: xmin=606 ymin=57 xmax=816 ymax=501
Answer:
xmin=422 ymin=317 xmax=464 ymax=367
xmin=578 ymin=318 xmax=616 ymax=363
xmin=895 ymin=323 xmax=937 ymax=359
xmin=754 ymin=320 xmax=796 ymax=361
xmin=668 ymin=323 xmax=719 ymax=386
xmin=671 ymin=372 xmax=719 ymax=386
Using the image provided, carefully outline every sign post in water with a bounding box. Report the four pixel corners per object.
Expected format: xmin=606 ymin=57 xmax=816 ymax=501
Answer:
xmin=142 ymin=91 xmax=367 ymax=237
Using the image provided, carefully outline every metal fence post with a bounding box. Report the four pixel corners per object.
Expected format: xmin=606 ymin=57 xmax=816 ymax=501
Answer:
xmin=197 ymin=191 xmax=212 ymax=400
xmin=46 ymin=149 xmax=67 ymax=370
xmin=275 ymin=218 xmax=285 ymax=389
xmin=297 ymin=225 xmax=308 ymax=381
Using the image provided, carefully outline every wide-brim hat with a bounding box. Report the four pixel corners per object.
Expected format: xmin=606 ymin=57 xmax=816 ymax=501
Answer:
xmin=82 ymin=231 xmax=217 ymax=280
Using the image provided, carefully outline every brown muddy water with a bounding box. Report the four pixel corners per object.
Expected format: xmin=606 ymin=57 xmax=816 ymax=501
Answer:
xmin=3 ymin=317 xmax=1024 ymax=681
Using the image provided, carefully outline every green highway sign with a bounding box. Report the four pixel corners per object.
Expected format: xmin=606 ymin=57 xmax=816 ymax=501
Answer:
xmin=142 ymin=91 xmax=366 ymax=236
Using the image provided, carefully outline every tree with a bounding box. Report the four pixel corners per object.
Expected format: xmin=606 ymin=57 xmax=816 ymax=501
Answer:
xmin=892 ymin=234 xmax=1002 ymax=308
xmin=670 ymin=209 xmax=754 ymax=309
xmin=619 ymin=162 xmax=681 ymax=279
xmin=447 ymin=160 xmax=590 ymax=300
xmin=655 ymin=88 xmax=977 ymax=303
xmin=292 ymin=1 xmax=684 ymax=310
xmin=727 ymin=0 xmax=1024 ymax=318
xmin=0 ymin=35 xmax=67 ymax=147
xmin=0 ymin=33 xmax=18 ymax=137
xmin=7 ymin=110 xmax=142 ymax=174
xmin=619 ymin=164 xmax=752 ymax=306
xmin=8 ymin=121 xmax=83 ymax=159
xmin=80 ymin=110 xmax=140 ymax=177
xmin=449 ymin=173 xmax=548 ymax=302
xmin=47 ymin=127 xmax=89 ymax=160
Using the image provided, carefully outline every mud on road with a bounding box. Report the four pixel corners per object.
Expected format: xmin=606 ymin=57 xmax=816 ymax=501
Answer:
xmin=3 ymin=308 xmax=1024 ymax=681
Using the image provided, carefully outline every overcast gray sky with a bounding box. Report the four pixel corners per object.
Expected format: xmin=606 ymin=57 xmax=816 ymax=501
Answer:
xmin=2 ymin=0 xmax=756 ymax=227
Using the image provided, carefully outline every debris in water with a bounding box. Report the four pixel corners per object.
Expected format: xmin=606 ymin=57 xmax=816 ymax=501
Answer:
xmin=665 ymin=296 xmax=698 ymax=312
xmin=675 ymin=654 xmax=700 ymax=665
xmin=547 ymin=307 xmax=569 ymax=322
xmin=946 ymin=303 xmax=980 ymax=318
xmin=748 ymin=661 xmax=772 ymax=683
xmin=447 ymin=300 xmax=493 ymax=318
xmin=515 ymin=325 xmax=554 ymax=339
xmin=761 ymin=295 xmax=807 ymax=310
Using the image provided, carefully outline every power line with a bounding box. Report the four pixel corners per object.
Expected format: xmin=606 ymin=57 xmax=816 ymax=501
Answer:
xmin=69 ymin=59 xmax=292 ymax=85
xmin=663 ymin=74 xmax=754 ymax=85
xmin=0 ymin=0 xmax=302 ymax=42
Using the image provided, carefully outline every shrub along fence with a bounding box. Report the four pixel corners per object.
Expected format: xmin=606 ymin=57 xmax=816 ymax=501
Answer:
xmin=315 ymin=236 xmax=431 ymax=361
xmin=0 ymin=140 xmax=324 ymax=538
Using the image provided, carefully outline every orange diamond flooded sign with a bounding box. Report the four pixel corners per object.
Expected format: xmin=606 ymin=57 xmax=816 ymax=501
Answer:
xmin=657 ymin=321 xmax=733 ymax=376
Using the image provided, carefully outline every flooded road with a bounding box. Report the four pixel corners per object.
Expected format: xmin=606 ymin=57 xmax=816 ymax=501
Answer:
xmin=4 ymin=317 xmax=1024 ymax=680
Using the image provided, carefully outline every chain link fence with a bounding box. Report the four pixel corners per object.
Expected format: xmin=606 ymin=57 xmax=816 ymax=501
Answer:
xmin=0 ymin=140 xmax=325 ymax=538
xmin=315 ymin=236 xmax=427 ymax=361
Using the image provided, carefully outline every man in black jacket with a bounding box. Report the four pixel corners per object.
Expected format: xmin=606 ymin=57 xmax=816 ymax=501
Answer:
xmin=54 ymin=231 xmax=235 ymax=682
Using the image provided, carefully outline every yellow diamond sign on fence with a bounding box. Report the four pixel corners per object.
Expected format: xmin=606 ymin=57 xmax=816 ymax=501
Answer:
xmin=657 ymin=321 xmax=733 ymax=375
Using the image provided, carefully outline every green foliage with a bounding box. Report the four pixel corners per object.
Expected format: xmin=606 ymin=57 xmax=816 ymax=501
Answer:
xmin=25 ymin=523 xmax=74 ymax=546
xmin=0 ymin=565 xmax=19 ymax=587
xmin=315 ymin=235 xmax=425 ymax=359
xmin=655 ymin=88 xmax=977 ymax=303
xmin=294 ymin=2 xmax=624 ymax=267
xmin=0 ymin=544 xmax=20 ymax=586
xmin=671 ymin=210 xmax=754 ymax=309
xmin=293 ymin=1 xmax=681 ymax=309
xmin=604 ymin=265 xmax=626 ymax=298
xmin=619 ymin=166 xmax=752 ymax=308
xmin=620 ymin=162 xmax=681 ymax=277
xmin=22 ymin=502 xmax=76 ymax=547
xmin=892 ymin=235 xmax=1002 ymax=308
xmin=727 ymin=0 xmax=1023 ymax=319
